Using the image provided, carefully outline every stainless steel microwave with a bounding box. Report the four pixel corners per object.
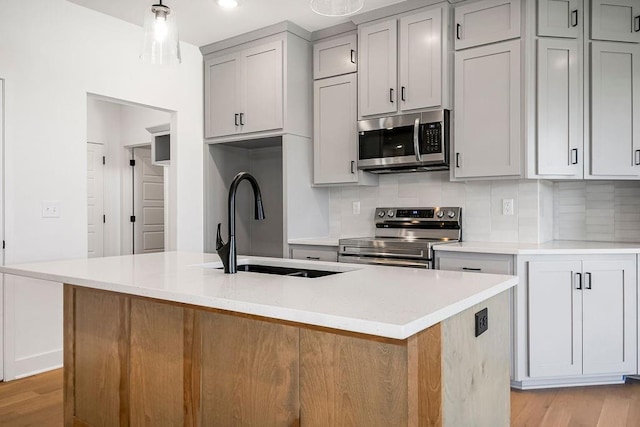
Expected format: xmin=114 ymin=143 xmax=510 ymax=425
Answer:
xmin=357 ymin=110 xmax=450 ymax=173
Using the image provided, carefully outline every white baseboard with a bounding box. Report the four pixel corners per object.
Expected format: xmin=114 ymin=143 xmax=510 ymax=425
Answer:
xmin=4 ymin=349 xmax=63 ymax=381
xmin=511 ymin=375 xmax=627 ymax=390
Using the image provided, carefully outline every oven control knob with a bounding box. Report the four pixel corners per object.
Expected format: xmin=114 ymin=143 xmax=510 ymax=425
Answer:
xmin=447 ymin=210 xmax=456 ymax=218
xmin=436 ymin=210 xmax=445 ymax=218
xmin=387 ymin=210 xmax=395 ymax=218
xmin=377 ymin=211 xmax=385 ymax=218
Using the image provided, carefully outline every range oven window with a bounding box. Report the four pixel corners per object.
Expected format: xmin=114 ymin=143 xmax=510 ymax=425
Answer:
xmin=358 ymin=125 xmax=416 ymax=159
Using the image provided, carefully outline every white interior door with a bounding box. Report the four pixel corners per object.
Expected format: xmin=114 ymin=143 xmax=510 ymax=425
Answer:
xmin=133 ymin=147 xmax=164 ymax=254
xmin=87 ymin=142 xmax=104 ymax=258
xmin=0 ymin=78 xmax=4 ymax=382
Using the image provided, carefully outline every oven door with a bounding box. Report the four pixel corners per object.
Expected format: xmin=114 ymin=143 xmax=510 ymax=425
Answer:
xmin=338 ymin=254 xmax=431 ymax=269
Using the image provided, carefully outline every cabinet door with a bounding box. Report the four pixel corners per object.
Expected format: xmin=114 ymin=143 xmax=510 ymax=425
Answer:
xmin=313 ymin=34 xmax=357 ymax=79
xmin=454 ymin=40 xmax=521 ymax=178
xmin=591 ymin=0 xmax=640 ymax=43
xmin=528 ymin=260 xmax=583 ymax=378
xmin=399 ymin=8 xmax=442 ymax=111
xmin=241 ymin=40 xmax=283 ymax=134
xmin=314 ymin=74 xmax=358 ymax=184
xmin=582 ymin=259 xmax=637 ymax=375
xmin=590 ymin=42 xmax=640 ymax=178
xmin=538 ymin=0 xmax=582 ymax=38
xmin=358 ymin=19 xmax=398 ymax=117
xmin=454 ymin=0 xmax=521 ymax=50
xmin=205 ymin=53 xmax=241 ymax=138
xmin=537 ymin=39 xmax=583 ymax=177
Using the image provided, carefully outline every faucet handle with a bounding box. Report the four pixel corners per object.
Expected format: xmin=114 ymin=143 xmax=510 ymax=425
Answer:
xmin=216 ymin=223 xmax=225 ymax=250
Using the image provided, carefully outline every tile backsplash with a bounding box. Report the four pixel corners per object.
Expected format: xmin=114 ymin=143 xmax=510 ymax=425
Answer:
xmin=554 ymin=181 xmax=640 ymax=242
xmin=329 ymin=172 xmax=554 ymax=243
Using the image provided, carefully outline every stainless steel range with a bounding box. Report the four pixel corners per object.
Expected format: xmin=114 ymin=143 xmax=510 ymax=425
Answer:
xmin=338 ymin=207 xmax=462 ymax=269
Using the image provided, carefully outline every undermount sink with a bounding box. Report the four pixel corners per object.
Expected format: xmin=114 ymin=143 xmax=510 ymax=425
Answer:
xmin=216 ymin=264 xmax=341 ymax=278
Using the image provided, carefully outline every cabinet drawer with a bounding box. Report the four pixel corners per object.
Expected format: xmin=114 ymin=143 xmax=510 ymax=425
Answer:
xmin=290 ymin=247 xmax=338 ymax=262
xmin=454 ymin=0 xmax=521 ymax=50
xmin=437 ymin=253 xmax=514 ymax=275
xmin=313 ymin=34 xmax=357 ymax=79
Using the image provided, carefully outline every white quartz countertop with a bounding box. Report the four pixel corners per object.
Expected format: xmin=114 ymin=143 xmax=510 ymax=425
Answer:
xmin=287 ymin=237 xmax=340 ymax=246
xmin=0 ymin=252 xmax=516 ymax=340
xmin=434 ymin=240 xmax=640 ymax=255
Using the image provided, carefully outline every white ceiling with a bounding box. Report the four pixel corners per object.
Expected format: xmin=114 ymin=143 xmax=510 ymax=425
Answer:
xmin=66 ymin=0 xmax=405 ymax=47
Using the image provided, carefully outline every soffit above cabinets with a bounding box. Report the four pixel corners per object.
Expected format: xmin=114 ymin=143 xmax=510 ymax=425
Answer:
xmin=65 ymin=0 xmax=406 ymax=47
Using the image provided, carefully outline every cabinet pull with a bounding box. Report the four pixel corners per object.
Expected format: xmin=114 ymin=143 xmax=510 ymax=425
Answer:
xmin=635 ymin=16 xmax=640 ymax=32
xmin=635 ymin=149 xmax=640 ymax=165
xmin=306 ymin=256 xmax=321 ymax=260
xmin=570 ymin=148 xmax=578 ymax=165
xmin=585 ymin=272 xmax=592 ymax=290
xmin=389 ymin=88 xmax=394 ymax=103
xmin=575 ymin=272 xmax=582 ymax=290
xmin=456 ymin=23 xmax=462 ymax=40
xmin=571 ymin=10 xmax=578 ymax=27
xmin=401 ymin=86 xmax=406 ymax=102
xmin=462 ymin=267 xmax=482 ymax=272
xmin=239 ymin=113 xmax=245 ymax=126
xmin=456 ymin=153 xmax=461 ymax=168
xmin=234 ymin=113 xmax=239 ymax=126
xmin=350 ymin=160 xmax=355 ymax=174
xmin=350 ymin=49 xmax=356 ymax=64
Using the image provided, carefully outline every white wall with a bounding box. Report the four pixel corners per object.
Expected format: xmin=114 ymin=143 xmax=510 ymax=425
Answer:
xmin=329 ymin=173 xmax=554 ymax=243
xmin=0 ymin=0 xmax=203 ymax=379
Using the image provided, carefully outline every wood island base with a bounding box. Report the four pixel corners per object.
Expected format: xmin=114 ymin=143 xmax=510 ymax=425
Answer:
xmin=63 ymin=284 xmax=510 ymax=426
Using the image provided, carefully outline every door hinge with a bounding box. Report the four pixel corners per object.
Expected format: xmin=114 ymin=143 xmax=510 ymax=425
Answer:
xmin=103 ymin=214 xmax=106 ymax=223
xmin=130 ymin=216 xmax=136 ymax=223
xmin=102 ymin=156 xmax=106 ymax=165
xmin=130 ymin=159 xmax=136 ymax=167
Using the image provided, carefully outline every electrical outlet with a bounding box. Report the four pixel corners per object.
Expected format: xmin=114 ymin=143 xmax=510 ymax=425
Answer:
xmin=41 ymin=201 xmax=60 ymax=218
xmin=502 ymin=198 xmax=514 ymax=216
xmin=352 ymin=201 xmax=361 ymax=215
xmin=475 ymin=308 xmax=488 ymax=337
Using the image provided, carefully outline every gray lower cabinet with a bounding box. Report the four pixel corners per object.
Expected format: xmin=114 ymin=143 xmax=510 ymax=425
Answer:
xmin=289 ymin=245 xmax=338 ymax=262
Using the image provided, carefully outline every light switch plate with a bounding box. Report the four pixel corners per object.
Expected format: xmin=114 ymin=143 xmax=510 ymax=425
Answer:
xmin=502 ymin=199 xmax=514 ymax=216
xmin=42 ymin=201 xmax=60 ymax=218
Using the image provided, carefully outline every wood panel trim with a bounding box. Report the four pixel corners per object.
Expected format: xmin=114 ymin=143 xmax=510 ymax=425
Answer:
xmin=63 ymin=285 xmax=75 ymax=427
xmin=183 ymin=309 xmax=201 ymax=426
xmin=119 ymin=295 xmax=131 ymax=426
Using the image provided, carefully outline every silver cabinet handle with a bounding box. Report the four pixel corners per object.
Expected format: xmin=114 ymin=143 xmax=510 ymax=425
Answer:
xmin=239 ymin=113 xmax=245 ymax=126
xmin=413 ymin=117 xmax=422 ymax=162
xmin=585 ymin=272 xmax=592 ymax=289
xmin=571 ymin=10 xmax=578 ymax=27
xmin=350 ymin=49 xmax=356 ymax=64
xmin=571 ymin=148 xmax=578 ymax=165
xmin=575 ymin=272 xmax=582 ymax=289
xmin=635 ymin=149 xmax=640 ymax=165
xmin=350 ymin=160 xmax=355 ymax=174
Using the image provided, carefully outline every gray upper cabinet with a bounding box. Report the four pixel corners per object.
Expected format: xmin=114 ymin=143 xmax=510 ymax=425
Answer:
xmin=358 ymin=6 xmax=447 ymax=118
xmin=313 ymin=34 xmax=357 ymax=80
xmin=454 ymin=0 xmax=521 ymax=50
xmin=537 ymin=0 xmax=582 ymax=38
xmin=591 ymin=0 xmax=640 ymax=43
xmin=204 ymin=40 xmax=283 ymax=139
xmin=589 ymin=42 xmax=640 ymax=178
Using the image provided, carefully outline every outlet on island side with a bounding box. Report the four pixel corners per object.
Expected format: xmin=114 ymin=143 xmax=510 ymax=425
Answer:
xmin=352 ymin=201 xmax=361 ymax=215
xmin=475 ymin=307 xmax=488 ymax=337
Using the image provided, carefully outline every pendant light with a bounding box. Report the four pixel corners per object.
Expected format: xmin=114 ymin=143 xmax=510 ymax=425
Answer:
xmin=310 ymin=0 xmax=364 ymax=16
xmin=141 ymin=0 xmax=181 ymax=65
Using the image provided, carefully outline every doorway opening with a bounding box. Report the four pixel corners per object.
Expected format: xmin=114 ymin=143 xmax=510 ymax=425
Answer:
xmin=86 ymin=95 xmax=172 ymax=257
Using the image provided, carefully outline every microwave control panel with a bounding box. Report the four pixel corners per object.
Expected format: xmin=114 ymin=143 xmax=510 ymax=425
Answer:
xmin=421 ymin=122 xmax=442 ymax=154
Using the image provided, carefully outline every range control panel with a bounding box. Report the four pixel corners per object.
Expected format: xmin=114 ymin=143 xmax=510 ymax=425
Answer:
xmin=375 ymin=207 xmax=461 ymax=222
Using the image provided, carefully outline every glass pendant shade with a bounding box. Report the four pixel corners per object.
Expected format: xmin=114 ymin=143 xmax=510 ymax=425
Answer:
xmin=141 ymin=1 xmax=181 ymax=65
xmin=310 ymin=0 xmax=364 ymax=16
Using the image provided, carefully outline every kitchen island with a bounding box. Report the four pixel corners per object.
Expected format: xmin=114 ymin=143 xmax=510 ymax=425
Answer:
xmin=1 ymin=252 xmax=517 ymax=426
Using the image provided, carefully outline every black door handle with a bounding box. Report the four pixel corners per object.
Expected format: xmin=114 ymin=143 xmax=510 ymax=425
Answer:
xmin=571 ymin=10 xmax=578 ymax=27
xmin=350 ymin=160 xmax=355 ymax=174
xmin=389 ymin=88 xmax=394 ymax=103
xmin=575 ymin=272 xmax=582 ymax=290
xmin=635 ymin=149 xmax=640 ymax=165
xmin=635 ymin=16 xmax=640 ymax=32
xmin=239 ymin=113 xmax=245 ymax=126
xmin=585 ymin=272 xmax=592 ymax=290
xmin=401 ymin=86 xmax=406 ymax=102
xmin=234 ymin=113 xmax=239 ymax=126
xmin=456 ymin=23 xmax=462 ymax=40
xmin=571 ymin=148 xmax=578 ymax=165
xmin=456 ymin=153 xmax=461 ymax=168
xmin=350 ymin=49 xmax=356 ymax=64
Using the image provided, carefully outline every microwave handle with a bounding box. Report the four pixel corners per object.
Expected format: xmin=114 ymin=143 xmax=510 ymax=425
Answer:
xmin=413 ymin=117 xmax=422 ymax=162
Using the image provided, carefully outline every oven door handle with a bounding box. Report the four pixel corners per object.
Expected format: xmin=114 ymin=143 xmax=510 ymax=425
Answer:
xmin=341 ymin=248 xmax=426 ymax=259
xmin=413 ymin=117 xmax=422 ymax=162
xmin=339 ymin=255 xmax=430 ymax=269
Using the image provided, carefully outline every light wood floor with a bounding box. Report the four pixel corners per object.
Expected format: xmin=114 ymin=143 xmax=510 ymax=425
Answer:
xmin=0 ymin=369 xmax=639 ymax=426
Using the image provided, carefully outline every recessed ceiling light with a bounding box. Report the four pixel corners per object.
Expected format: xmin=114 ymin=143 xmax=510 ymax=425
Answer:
xmin=217 ymin=0 xmax=238 ymax=9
